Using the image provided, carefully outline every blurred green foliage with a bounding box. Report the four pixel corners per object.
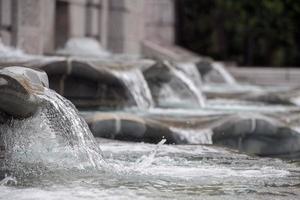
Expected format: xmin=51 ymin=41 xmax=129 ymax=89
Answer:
xmin=176 ymin=0 xmax=300 ymax=66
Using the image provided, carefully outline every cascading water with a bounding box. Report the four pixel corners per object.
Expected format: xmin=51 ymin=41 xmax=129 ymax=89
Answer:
xmin=0 ymin=88 xmax=105 ymax=173
xmin=212 ymin=62 xmax=237 ymax=85
xmin=111 ymin=68 xmax=154 ymax=109
xmin=175 ymin=62 xmax=203 ymax=89
xmin=166 ymin=62 xmax=206 ymax=107
xmin=0 ymin=88 xmax=299 ymax=199
xmin=0 ymin=61 xmax=299 ymax=200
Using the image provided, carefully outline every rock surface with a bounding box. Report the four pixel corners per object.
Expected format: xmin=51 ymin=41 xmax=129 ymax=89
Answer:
xmin=0 ymin=66 xmax=47 ymax=118
xmin=84 ymin=113 xmax=182 ymax=144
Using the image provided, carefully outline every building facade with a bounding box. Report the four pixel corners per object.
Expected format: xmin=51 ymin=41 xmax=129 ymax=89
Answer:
xmin=0 ymin=0 xmax=177 ymax=56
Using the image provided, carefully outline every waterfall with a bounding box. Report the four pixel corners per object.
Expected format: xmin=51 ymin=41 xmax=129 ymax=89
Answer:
xmin=111 ymin=68 xmax=154 ymax=109
xmin=1 ymin=88 xmax=104 ymax=172
xmin=212 ymin=62 xmax=237 ymax=85
xmin=175 ymin=62 xmax=203 ymax=89
xmin=167 ymin=62 xmax=206 ymax=107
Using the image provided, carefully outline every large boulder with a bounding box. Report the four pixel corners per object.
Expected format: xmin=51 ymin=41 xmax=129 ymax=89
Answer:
xmin=211 ymin=114 xmax=300 ymax=158
xmin=137 ymin=111 xmax=300 ymax=158
xmin=40 ymin=58 xmax=154 ymax=109
xmin=83 ymin=113 xmax=182 ymax=144
xmin=0 ymin=66 xmax=47 ymax=118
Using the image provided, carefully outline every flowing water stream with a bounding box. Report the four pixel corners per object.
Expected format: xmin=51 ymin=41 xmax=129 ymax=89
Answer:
xmin=211 ymin=62 xmax=237 ymax=85
xmin=169 ymin=66 xmax=206 ymax=107
xmin=111 ymin=68 xmax=154 ymax=109
xmin=0 ymin=88 xmax=105 ymax=172
xmin=0 ymin=89 xmax=299 ymax=199
xmin=1 ymin=138 xmax=300 ymax=200
xmin=152 ymin=62 xmax=206 ymax=108
xmin=0 ymin=44 xmax=300 ymax=199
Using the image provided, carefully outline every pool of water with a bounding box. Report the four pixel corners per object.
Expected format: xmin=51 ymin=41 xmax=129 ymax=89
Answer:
xmin=1 ymin=138 xmax=300 ymax=200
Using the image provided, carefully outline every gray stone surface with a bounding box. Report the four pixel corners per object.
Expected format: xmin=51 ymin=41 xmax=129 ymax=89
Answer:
xmin=0 ymin=0 xmax=183 ymax=57
xmin=212 ymin=115 xmax=300 ymax=158
xmin=144 ymin=0 xmax=175 ymax=44
xmin=11 ymin=0 xmax=44 ymax=54
xmin=0 ymin=66 xmax=47 ymax=118
xmin=84 ymin=112 xmax=180 ymax=144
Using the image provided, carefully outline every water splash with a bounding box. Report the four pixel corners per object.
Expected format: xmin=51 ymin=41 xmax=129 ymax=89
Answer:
xmin=134 ymin=139 xmax=166 ymax=169
xmin=170 ymin=127 xmax=213 ymax=144
xmin=212 ymin=62 xmax=237 ymax=85
xmin=38 ymin=88 xmax=105 ymax=169
xmin=111 ymin=68 xmax=154 ymax=109
xmin=100 ymin=139 xmax=167 ymax=176
xmin=1 ymin=88 xmax=105 ymax=173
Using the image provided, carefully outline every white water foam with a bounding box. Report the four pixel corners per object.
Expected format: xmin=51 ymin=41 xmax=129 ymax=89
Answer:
xmin=170 ymin=127 xmax=213 ymax=144
xmin=211 ymin=62 xmax=237 ymax=85
xmin=0 ymin=88 xmax=105 ymax=172
xmin=168 ymin=64 xmax=206 ymax=107
xmin=175 ymin=62 xmax=203 ymax=89
xmin=99 ymin=140 xmax=291 ymax=184
xmin=56 ymin=37 xmax=110 ymax=58
xmin=111 ymin=68 xmax=154 ymax=109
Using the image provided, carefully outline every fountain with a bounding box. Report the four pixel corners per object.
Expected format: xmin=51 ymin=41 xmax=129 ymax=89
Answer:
xmin=143 ymin=60 xmax=206 ymax=108
xmin=0 ymin=67 xmax=104 ymax=180
xmin=0 ymin=45 xmax=300 ymax=199
xmin=211 ymin=62 xmax=237 ymax=85
xmin=39 ymin=58 xmax=154 ymax=109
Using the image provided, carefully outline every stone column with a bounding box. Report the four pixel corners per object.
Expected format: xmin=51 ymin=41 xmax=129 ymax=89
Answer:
xmin=100 ymin=0 xmax=108 ymax=48
xmin=107 ymin=0 xmax=145 ymax=54
xmin=143 ymin=0 xmax=176 ymax=44
xmin=68 ymin=0 xmax=87 ymax=38
xmin=11 ymin=0 xmax=44 ymax=54
xmin=42 ymin=0 xmax=56 ymax=54
xmin=0 ymin=0 xmax=13 ymax=46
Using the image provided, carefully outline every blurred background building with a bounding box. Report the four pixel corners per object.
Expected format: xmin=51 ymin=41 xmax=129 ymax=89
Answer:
xmin=0 ymin=0 xmax=180 ymax=57
xmin=0 ymin=0 xmax=299 ymax=66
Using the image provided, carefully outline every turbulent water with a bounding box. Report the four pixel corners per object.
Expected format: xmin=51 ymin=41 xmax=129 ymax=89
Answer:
xmin=211 ymin=62 xmax=237 ymax=85
xmin=0 ymin=139 xmax=300 ymax=200
xmin=154 ymin=62 xmax=206 ymax=108
xmin=168 ymin=65 xmax=206 ymax=107
xmin=170 ymin=127 xmax=213 ymax=144
xmin=1 ymin=64 xmax=300 ymax=199
xmin=1 ymin=90 xmax=300 ymax=199
xmin=111 ymin=68 xmax=154 ymax=109
xmin=0 ymin=88 xmax=105 ymax=172
xmin=175 ymin=62 xmax=203 ymax=89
